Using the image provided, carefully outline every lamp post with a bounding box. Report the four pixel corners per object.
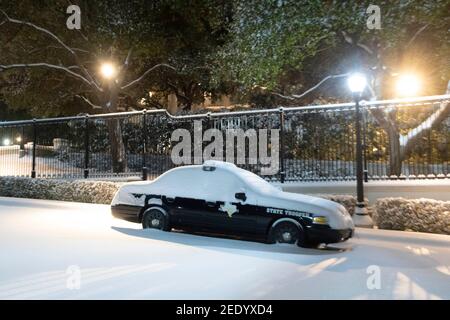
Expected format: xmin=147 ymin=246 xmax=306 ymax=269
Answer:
xmin=348 ymin=73 xmax=373 ymax=227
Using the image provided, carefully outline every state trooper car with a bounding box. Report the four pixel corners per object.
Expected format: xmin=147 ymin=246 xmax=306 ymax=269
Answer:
xmin=111 ymin=161 xmax=354 ymax=247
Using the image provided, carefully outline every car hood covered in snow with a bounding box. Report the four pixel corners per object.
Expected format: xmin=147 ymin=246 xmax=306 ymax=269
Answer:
xmin=255 ymin=189 xmax=354 ymax=230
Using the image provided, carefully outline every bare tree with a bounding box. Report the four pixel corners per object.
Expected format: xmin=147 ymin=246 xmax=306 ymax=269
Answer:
xmin=0 ymin=10 xmax=175 ymax=172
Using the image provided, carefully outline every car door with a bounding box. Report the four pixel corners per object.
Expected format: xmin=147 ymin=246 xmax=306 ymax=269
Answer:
xmin=155 ymin=167 xmax=211 ymax=229
xmin=201 ymin=169 xmax=263 ymax=235
xmin=232 ymin=171 xmax=277 ymax=235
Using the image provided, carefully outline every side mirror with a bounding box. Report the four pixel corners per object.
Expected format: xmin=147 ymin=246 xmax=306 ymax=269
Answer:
xmin=235 ymin=192 xmax=247 ymax=202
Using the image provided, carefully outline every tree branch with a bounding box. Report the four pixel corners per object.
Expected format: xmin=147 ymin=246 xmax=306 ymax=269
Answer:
xmin=400 ymin=81 xmax=450 ymax=155
xmin=341 ymin=31 xmax=374 ymax=55
xmin=75 ymin=95 xmax=103 ymax=109
xmin=406 ymin=24 xmax=429 ymax=48
xmin=116 ymin=48 xmax=133 ymax=84
xmin=167 ymin=81 xmax=192 ymax=104
xmin=272 ymin=73 xmax=349 ymax=100
xmin=121 ymin=63 xmax=176 ymax=90
xmin=0 ymin=10 xmax=101 ymax=92
xmin=0 ymin=63 xmax=92 ymax=86
xmin=28 ymin=45 xmax=90 ymax=55
xmin=0 ymin=10 xmax=76 ymax=55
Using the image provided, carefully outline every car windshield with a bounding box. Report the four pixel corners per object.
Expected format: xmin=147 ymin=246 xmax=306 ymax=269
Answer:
xmin=236 ymin=169 xmax=279 ymax=194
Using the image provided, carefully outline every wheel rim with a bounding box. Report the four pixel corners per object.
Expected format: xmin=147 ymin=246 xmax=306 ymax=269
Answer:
xmin=145 ymin=210 xmax=165 ymax=230
xmin=275 ymin=224 xmax=299 ymax=244
xmin=281 ymin=232 xmax=292 ymax=242
xmin=151 ymin=218 xmax=160 ymax=227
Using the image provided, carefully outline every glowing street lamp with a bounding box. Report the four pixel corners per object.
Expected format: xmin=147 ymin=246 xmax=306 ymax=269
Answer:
xmin=100 ymin=62 xmax=116 ymax=79
xmin=347 ymin=73 xmax=373 ymax=227
xmin=347 ymin=73 xmax=367 ymax=94
xmin=3 ymin=138 xmax=11 ymax=146
xmin=396 ymin=74 xmax=420 ymax=97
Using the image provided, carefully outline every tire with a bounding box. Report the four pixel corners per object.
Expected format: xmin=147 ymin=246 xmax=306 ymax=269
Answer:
xmin=267 ymin=221 xmax=305 ymax=246
xmin=142 ymin=208 xmax=170 ymax=231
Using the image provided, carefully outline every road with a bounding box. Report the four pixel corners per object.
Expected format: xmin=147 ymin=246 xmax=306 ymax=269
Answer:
xmin=0 ymin=196 xmax=449 ymax=299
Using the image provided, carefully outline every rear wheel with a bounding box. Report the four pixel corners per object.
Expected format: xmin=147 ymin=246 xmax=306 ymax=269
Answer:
xmin=268 ymin=221 xmax=305 ymax=246
xmin=142 ymin=208 xmax=170 ymax=231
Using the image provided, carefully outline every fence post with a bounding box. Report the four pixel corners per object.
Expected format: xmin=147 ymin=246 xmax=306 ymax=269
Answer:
xmin=31 ymin=119 xmax=37 ymax=178
xmin=279 ymin=107 xmax=285 ymax=183
xmin=19 ymin=126 xmax=25 ymax=158
xmin=84 ymin=115 xmax=90 ymax=179
xmin=362 ymin=107 xmax=368 ymax=182
xmin=142 ymin=109 xmax=148 ymax=181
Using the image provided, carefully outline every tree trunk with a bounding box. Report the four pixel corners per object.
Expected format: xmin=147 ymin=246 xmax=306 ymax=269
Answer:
xmin=107 ymin=118 xmax=127 ymax=173
xmin=370 ymin=67 xmax=404 ymax=177
xmin=387 ymin=126 xmax=402 ymax=177
xmin=102 ymin=85 xmax=127 ymax=173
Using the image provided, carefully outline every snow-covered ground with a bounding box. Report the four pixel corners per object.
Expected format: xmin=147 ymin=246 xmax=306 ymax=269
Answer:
xmin=0 ymin=152 xmax=79 ymax=177
xmin=0 ymin=196 xmax=449 ymax=300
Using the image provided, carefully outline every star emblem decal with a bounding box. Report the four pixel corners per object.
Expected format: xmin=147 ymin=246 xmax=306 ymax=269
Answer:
xmin=219 ymin=202 xmax=238 ymax=218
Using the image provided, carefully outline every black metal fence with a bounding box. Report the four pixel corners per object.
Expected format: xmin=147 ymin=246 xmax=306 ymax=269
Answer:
xmin=0 ymin=95 xmax=449 ymax=182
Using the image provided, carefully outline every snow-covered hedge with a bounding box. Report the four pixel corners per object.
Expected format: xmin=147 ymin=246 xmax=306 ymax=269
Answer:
xmin=374 ymin=198 xmax=450 ymax=235
xmin=0 ymin=177 xmax=121 ymax=204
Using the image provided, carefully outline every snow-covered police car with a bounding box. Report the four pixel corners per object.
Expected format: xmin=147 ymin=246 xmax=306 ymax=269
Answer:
xmin=111 ymin=160 xmax=354 ymax=247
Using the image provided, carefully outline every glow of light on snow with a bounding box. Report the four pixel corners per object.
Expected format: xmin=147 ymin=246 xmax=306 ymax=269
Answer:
xmin=100 ymin=62 xmax=116 ymax=79
xmin=347 ymin=73 xmax=367 ymax=93
xmin=393 ymin=272 xmax=441 ymax=300
xmin=406 ymin=246 xmax=431 ymax=256
xmin=396 ymin=74 xmax=420 ymax=97
xmin=302 ymin=257 xmax=347 ymax=279
xmin=435 ymin=266 xmax=450 ymax=276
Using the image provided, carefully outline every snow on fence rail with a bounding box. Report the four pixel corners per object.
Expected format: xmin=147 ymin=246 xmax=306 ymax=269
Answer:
xmin=0 ymin=95 xmax=449 ymax=181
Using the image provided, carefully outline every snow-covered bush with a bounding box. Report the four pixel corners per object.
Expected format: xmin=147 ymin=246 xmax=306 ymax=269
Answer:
xmin=0 ymin=177 xmax=121 ymax=204
xmin=374 ymin=198 xmax=450 ymax=235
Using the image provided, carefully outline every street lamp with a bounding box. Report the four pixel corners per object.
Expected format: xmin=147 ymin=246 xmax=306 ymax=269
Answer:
xmin=347 ymin=73 xmax=373 ymax=227
xmin=347 ymin=73 xmax=367 ymax=93
xmin=100 ymin=62 xmax=116 ymax=79
xmin=396 ymin=74 xmax=420 ymax=97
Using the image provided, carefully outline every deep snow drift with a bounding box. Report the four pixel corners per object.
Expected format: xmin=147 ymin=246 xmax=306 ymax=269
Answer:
xmin=0 ymin=197 xmax=449 ymax=299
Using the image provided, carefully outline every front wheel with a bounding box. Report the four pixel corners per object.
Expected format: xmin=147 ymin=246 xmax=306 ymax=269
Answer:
xmin=142 ymin=208 xmax=170 ymax=231
xmin=267 ymin=221 xmax=305 ymax=247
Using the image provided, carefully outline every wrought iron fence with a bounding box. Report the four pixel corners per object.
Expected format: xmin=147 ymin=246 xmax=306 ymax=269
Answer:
xmin=0 ymin=95 xmax=449 ymax=182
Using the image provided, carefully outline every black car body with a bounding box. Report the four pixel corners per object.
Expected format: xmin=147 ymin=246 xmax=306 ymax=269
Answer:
xmin=111 ymin=161 xmax=354 ymax=246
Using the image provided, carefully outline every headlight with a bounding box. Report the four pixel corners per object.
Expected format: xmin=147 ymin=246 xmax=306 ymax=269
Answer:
xmin=312 ymin=216 xmax=329 ymax=225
